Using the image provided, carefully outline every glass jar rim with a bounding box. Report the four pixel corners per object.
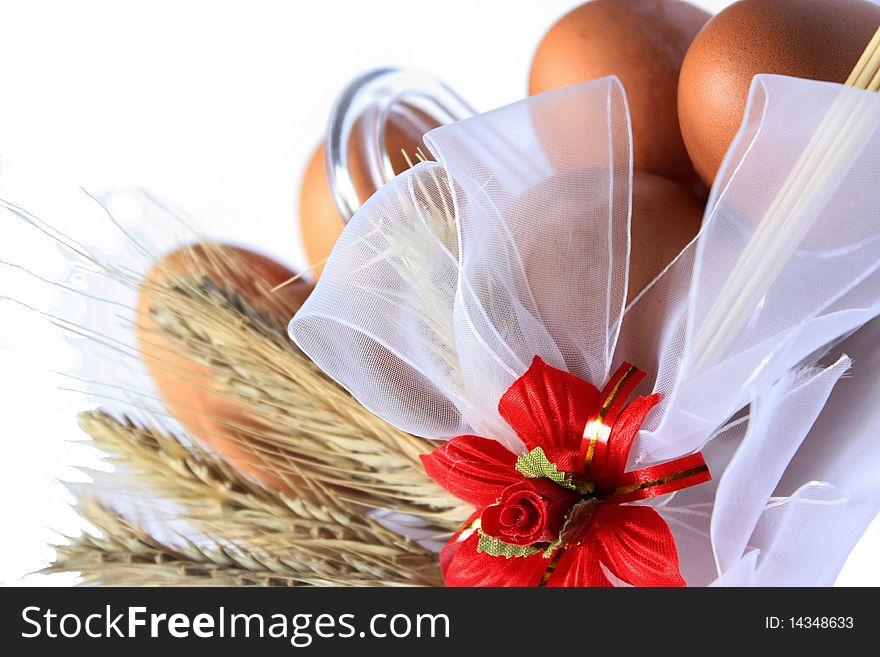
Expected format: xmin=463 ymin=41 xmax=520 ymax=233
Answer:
xmin=325 ymin=67 xmax=475 ymax=222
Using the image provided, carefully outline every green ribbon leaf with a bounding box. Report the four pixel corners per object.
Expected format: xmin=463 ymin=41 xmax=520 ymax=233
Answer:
xmin=515 ymin=447 xmax=576 ymax=490
xmin=476 ymin=530 xmax=545 ymax=559
xmin=546 ymin=498 xmax=601 ymax=556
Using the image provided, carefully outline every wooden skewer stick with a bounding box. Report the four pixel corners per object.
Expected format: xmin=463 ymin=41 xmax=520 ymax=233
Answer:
xmin=869 ymin=65 xmax=880 ymax=92
xmin=846 ymin=25 xmax=880 ymax=86
xmin=690 ymin=26 xmax=880 ymax=373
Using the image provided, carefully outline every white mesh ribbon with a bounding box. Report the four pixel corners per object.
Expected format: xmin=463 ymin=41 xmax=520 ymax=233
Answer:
xmin=629 ymin=75 xmax=880 ymax=467
xmin=290 ymin=75 xmax=880 ymax=585
xmin=290 ymin=78 xmax=631 ymax=451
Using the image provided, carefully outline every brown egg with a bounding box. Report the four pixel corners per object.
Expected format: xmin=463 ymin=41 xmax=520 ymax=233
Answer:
xmin=299 ymin=109 xmax=436 ymax=278
xmin=136 ymin=243 xmax=312 ymax=490
xmin=629 ymin=171 xmax=704 ymax=302
xmin=679 ymin=0 xmax=880 ymax=187
xmin=529 ymin=0 xmax=710 ymax=184
xmin=515 ymin=169 xmax=703 ymax=315
xmin=299 ymin=143 xmax=343 ymax=280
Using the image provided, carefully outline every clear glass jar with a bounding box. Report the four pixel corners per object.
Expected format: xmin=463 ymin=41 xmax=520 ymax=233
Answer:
xmin=325 ymin=67 xmax=474 ymax=222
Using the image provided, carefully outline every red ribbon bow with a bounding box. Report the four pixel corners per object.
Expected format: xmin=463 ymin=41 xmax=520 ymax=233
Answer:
xmin=421 ymin=357 xmax=710 ymax=587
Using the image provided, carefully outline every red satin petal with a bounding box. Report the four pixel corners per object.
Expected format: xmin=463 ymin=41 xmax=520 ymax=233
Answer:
xmin=600 ymin=453 xmax=711 ymax=504
xmin=581 ymin=363 xmax=647 ymax=478
xmin=592 ymin=393 xmax=660 ymax=481
xmin=591 ymin=505 xmax=686 ymax=587
xmin=420 ymin=435 xmax=523 ymax=508
xmin=498 ymin=356 xmax=599 ymax=472
xmin=443 ymin=532 xmax=551 ymax=587
xmin=441 ymin=510 xmax=482 ymax=577
xmin=545 ymin=543 xmax=613 ymax=587
xmin=440 ymin=538 xmax=463 ymax=577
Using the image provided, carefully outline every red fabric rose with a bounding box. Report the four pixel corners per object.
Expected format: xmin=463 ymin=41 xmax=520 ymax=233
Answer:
xmin=422 ymin=357 xmax=711 ymax=587
xmin=481 ymin=479 xmax=579 ymax=546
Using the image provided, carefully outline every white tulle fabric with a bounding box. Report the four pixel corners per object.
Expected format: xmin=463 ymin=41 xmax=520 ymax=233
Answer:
xmin=290 ymin=75 xmax=880 ymax=586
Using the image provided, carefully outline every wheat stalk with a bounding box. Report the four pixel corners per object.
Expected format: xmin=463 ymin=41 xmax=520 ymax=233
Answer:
xmin=48 ymin=411 xmax=445 ymax=586
xmin=3 ymin=191 xmax=469 ymax=585
xmin=137 ymin=262 xmax=466 ymax=526
xmin=50 ymin=502 xmax=419 ymax=587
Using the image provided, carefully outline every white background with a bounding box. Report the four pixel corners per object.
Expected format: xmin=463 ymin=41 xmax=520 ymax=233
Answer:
xmin=1 ymin=0 xmax=877 ymax=585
